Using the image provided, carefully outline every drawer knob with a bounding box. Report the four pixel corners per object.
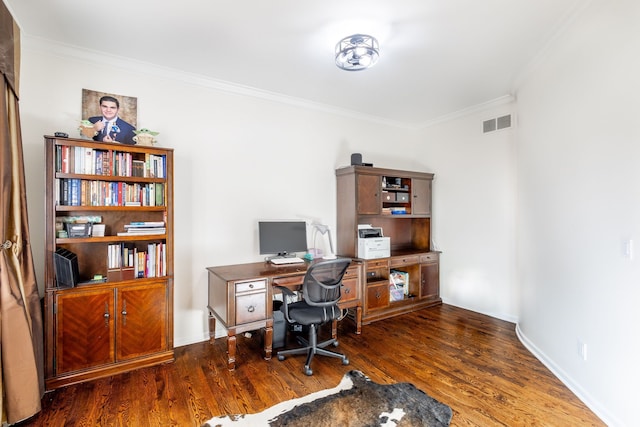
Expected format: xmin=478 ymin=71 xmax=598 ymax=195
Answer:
xmin=249 ymin=284 xmax=254 ymax=289
xmin=375 ymin=291 xmax=381 ymax=299
xmin=344 ymin=288 xmax=351 ymax=294
xmin=247 ymin=305 xmax=255 ymax=313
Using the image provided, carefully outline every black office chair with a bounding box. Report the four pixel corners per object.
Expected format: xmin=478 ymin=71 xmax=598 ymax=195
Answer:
xmin=275 ymin=258 xmax=351 ymax=376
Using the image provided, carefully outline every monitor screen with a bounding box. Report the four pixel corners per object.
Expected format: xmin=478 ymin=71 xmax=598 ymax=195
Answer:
xmin=258 ymin=221 xmax=308 ymax=256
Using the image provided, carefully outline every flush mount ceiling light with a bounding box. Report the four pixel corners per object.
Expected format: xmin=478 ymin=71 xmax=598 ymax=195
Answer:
xmin=335 ymin=34 xmax=379 ymax=71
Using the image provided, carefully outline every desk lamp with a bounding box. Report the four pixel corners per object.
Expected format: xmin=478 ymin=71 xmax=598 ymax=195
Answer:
xmin=311 ymin=223 xmax=336 ymax=259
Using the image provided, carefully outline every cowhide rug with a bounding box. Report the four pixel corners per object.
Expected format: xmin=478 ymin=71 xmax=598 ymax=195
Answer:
xmin=204 ymin=370 xmax=452 ymax=427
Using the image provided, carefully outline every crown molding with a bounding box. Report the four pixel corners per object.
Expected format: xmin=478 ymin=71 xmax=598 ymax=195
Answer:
xmin=22 ymin=34 xmax=410 ymax=130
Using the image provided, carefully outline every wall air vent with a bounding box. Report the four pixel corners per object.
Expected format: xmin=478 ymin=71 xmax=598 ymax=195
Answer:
xmin=483 ymin=114 xmax=512 ymax=133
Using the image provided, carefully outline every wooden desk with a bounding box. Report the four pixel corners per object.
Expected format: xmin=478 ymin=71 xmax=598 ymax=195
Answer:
xmin=206 ymin=258 xmax=363 ymax=370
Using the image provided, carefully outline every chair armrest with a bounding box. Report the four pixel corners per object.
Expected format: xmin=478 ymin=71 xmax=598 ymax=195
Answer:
xmin=274 ymin=285 xmax=296 ymax=323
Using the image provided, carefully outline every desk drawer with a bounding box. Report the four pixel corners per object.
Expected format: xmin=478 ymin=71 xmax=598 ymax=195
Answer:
xmin=340 ymin=277 xmax=358 ymax=303
xmin=343 ymin=266 xmax=359 ymax=280
xmin=235 ymin=292 xmax=266 ymax=324
xmin=420 ymin=253 xmax=439 ymax=263
xmin=366 ymin=259 xmax=389 ymax=269
xmin=390 ymin=255 xmax=419 ymax=267
xmin=236 ymin=279 xmax=266 ymax=293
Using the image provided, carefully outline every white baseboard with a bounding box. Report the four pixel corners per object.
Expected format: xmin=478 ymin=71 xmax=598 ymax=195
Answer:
xmin=441 ymin=299 xmax=519 ymax=324
xmin=515 ymin=324 xmax=618 ymax=427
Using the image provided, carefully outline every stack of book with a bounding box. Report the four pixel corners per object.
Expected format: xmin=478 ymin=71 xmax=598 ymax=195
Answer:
xmin=117 ymin=221 xmax=166 ymax=236
xmin=106 ymin=242 xmax=166 ymax=280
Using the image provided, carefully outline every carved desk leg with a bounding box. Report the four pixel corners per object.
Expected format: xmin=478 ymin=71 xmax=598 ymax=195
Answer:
xmin=227 ymin=330 xmax=237 ymax=371
xmin=355 ymin=306 xmax=362 ymax=335
xmin=263 ymin=319 xmax=273 ymax=360
xmin=208 ymin=308 xmax=216 ymax=344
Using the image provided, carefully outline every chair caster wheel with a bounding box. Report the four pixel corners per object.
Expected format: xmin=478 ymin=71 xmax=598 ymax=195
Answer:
xmin=342 ymin=358 xmax=350 ymax=365
xmin=304 ymin=366 xmax=313 ymax=376
xmin=278 ymin=355 xmax=285 ymax=361
xmin=333 ymin=341 xmax=339 ymax=347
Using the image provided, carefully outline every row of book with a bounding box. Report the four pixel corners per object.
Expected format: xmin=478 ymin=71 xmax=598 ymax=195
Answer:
xmin=107 ymin=242 xmax=167 ymax=278
xmin=56 ymin=178 xmax=164 ymax=207
xmin=55 ymin=145 xmax=166 ymax=178
xmin=117 ymin=221 xmax=166 ymax=236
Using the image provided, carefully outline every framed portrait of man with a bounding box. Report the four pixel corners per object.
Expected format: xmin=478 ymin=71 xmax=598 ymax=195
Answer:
xmin=81 ymin=89 xmax=138 ymax=144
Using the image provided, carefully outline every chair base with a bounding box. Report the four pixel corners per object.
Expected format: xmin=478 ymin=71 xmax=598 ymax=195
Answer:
xmin=277 ymin=324 xmax=349 ymax=376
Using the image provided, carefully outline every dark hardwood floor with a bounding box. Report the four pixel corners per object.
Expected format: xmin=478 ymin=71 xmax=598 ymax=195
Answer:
xmin=18 ymin=304 xmax=604 ymax=426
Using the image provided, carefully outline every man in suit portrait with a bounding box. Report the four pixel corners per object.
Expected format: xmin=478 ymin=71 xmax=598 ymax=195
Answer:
xmin=89 ymin=95 xmax=136 ymax=144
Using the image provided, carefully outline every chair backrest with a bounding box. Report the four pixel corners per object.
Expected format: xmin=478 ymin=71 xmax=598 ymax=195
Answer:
xmin=302 ymin=258 xmax=352 ymax=308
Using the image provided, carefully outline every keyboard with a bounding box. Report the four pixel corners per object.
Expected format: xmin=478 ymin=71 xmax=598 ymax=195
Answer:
xmin=270 ymin=257 xmax=305 ymax=265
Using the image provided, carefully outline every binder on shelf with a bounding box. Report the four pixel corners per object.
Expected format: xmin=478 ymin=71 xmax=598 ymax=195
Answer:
xmin=53 ymin=248 xmax=79 ymax=288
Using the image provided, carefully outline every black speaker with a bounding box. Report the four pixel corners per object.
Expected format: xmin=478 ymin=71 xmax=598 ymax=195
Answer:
xmin=53 ymin=248 xmax=79 ymax=288
xmin=351 ymin=153 xmax=362 ymax=165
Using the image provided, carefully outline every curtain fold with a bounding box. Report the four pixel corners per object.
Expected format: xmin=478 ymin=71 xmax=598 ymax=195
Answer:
xmin=0 ymin=2 xmax=45 ymax=424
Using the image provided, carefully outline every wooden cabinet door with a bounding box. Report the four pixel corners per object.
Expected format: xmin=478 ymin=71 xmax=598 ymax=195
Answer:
xmin=116 ymin=282 xmax=168 ymax=361
xmin=357 ymin=173 xmax=381 ymax=214
xmin=366 ymin=282 xmax=390 ymax=311
xmin=420 ymin=262 xmax=439 ymax=301
xmin=55 ymin=289 xmax=115 ymax=374
xmin=412 ymin=178 xmax=432 ymax=216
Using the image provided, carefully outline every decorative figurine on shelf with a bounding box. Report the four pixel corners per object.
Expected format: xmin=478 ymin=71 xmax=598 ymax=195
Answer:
xmin=132 ymin=128 xmax=159 ymax=146
xmin=78 ymin=120 xmax=98 ymax=139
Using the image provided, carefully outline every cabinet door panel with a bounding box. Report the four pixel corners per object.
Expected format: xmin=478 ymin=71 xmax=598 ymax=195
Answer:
xmin=117 ymin=282 xmax=167 ymax=361
xmin=357 ymin=174 xmax=381 ymax=214
xmin=420 ymin=262 xmax=439 ymax=301
xmin=366 ymin=282 xmax=390 ymax=310
xmin=412 ymin=178 xmax=432 ymax=216
xmin=56 ymin=289 xmax=115 ymax=374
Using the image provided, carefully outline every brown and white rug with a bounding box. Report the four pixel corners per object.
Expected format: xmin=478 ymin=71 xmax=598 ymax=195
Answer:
xmin=204 ymin=370 xmax=452 ymax=427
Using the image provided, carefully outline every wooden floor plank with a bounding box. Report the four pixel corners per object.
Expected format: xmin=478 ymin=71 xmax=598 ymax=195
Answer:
xmin=17 ymin=304 xmax=604 ymax=426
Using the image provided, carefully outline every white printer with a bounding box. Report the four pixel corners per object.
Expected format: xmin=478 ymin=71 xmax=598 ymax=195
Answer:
xmin=357 ymin=225 xmax=390 ymax=259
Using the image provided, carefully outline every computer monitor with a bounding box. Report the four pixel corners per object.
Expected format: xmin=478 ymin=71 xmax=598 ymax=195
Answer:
xmin=258 ymin=221 xmax=307 ymax=257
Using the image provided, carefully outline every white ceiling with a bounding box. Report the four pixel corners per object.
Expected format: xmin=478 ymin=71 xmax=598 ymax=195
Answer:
xmin=6 ymin=0 xmax=585 ymax=128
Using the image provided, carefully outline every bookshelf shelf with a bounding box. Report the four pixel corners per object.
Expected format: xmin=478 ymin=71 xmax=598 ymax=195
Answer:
xmin=56 ymin=234 xmax=167 ymax=244
xmin=55 ymin=205 xmax=167 ymax=212
xmin=43 ymin=135 xmax=175 ymax=390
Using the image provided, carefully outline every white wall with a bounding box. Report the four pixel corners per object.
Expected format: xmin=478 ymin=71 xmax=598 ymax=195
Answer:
xmin=515 ymin=1 xmax=640 ymax=425
xmin=416 ymin=105 xmax=518 ymax=322
xmin=17 ymin=38 xmax=419 ymax=346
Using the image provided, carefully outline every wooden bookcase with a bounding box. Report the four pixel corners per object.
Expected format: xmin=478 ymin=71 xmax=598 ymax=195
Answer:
xmin=43 ymin=136 xmax=174 ymax=390
xmin=336 ymin=165 xmax=441 ymax=324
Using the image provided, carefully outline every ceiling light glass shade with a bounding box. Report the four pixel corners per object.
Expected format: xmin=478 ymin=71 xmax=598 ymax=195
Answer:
xmin=335 ymin=34 xmax=379 ymax=71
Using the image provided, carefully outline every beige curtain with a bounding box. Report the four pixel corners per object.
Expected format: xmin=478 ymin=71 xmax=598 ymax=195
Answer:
xmin=0 ymin=2 xmax=45 ymax=424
